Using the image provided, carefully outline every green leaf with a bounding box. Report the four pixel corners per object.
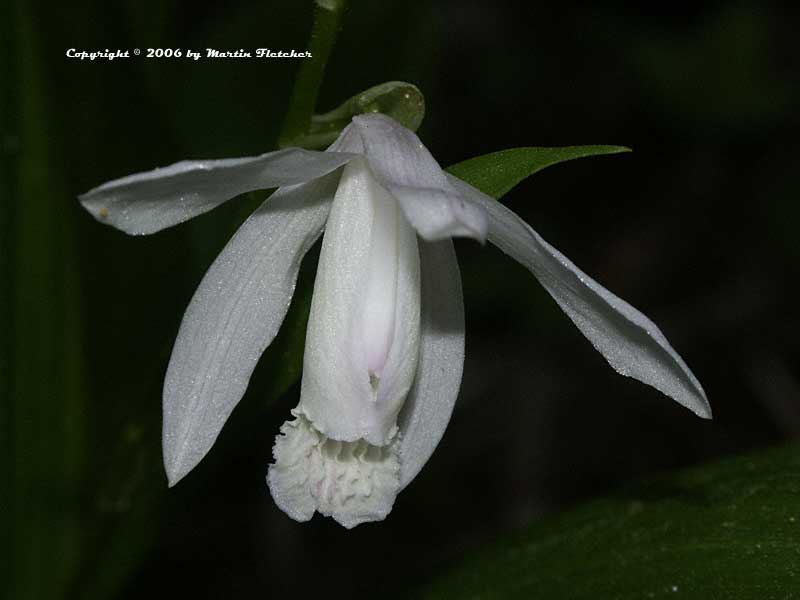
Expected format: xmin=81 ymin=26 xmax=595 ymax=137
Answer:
xmin=3 ymin=0 xmax=87 ymax=597
xmin=446 ymin=145 xmax=631 ymax=200
xmin=412 ymin=443 xmax=800 ymax=599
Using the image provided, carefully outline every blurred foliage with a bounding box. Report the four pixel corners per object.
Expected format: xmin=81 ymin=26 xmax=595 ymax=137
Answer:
xmin=412 ymin=443 xmax=800 ymax=599
xmin=3 ymin=1 xmax=86 ymax=598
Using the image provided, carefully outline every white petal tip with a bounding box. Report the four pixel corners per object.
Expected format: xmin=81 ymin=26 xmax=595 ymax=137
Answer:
xmin=677 ymin=396 xmax=712 ymax=420
xmin=267 ymin=412 xmax=400 ymax=528
xmin=78 ymin=193 xmax=113 ymax=225
xmin=694 ymin=401 xmax=713 ymax=420
xmin=164 ymin=460 xmax=189 ymax=488
xmin=615 ymin=365 xmax=712 ymax=421
xmin=163 ymin=432 xmax=205 ymax=488
xmin=649 ymin=369 xmax=712 ymax=421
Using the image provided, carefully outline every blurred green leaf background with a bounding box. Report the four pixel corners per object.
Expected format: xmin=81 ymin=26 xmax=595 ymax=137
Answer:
xmin=415 ymin=444 xmax=800 ymax=599
xmin=2 ymin=0 xmax=799 ymax=598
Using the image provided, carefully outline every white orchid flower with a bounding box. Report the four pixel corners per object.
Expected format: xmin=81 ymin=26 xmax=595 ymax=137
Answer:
xmin=80 ymin=113 xmax=710 ymax=528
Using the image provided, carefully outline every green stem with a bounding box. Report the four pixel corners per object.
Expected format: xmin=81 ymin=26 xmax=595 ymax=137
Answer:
xmin=278 ymin=0 xmax=349 ymax=147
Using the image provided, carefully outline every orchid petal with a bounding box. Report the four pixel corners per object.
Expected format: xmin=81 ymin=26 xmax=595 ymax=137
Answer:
xmin=352 ymin=114 xmax=488 ymax=242
xmin=298 ymin=159 xmax=421 ymax=446
xmin=79 ymin=148 xmax=356 ymax=235
xmin=450 ymin=175 xmax=711 ymax=419
xmin=162 ymin=171 xmax=340 ymax=486
xmin=397 ymin=238 xmax=465 ymax=489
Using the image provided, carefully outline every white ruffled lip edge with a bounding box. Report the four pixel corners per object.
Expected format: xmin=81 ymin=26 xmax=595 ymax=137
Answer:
xmin=267 ymin=409 xmax=401 ymax=529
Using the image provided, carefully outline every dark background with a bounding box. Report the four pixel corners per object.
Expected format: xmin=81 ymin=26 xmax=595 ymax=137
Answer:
xmin=3 ymin=0 xmax=799 ymax=598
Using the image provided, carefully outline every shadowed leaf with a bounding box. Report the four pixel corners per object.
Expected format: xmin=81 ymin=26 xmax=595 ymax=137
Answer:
xmin=412 ymin=444 xmax=800 ymax=599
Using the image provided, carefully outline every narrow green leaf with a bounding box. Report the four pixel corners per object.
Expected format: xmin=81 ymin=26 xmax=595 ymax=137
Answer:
xmin=412 ymin=444 xmax=800 ymax=599
xmin=446 ymin=145 xmax=631 ymax=200
xmin=4 ymin=0 xmax=87 ymax=597
xmin=0 ymin=4 xmax=14 ymax=589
